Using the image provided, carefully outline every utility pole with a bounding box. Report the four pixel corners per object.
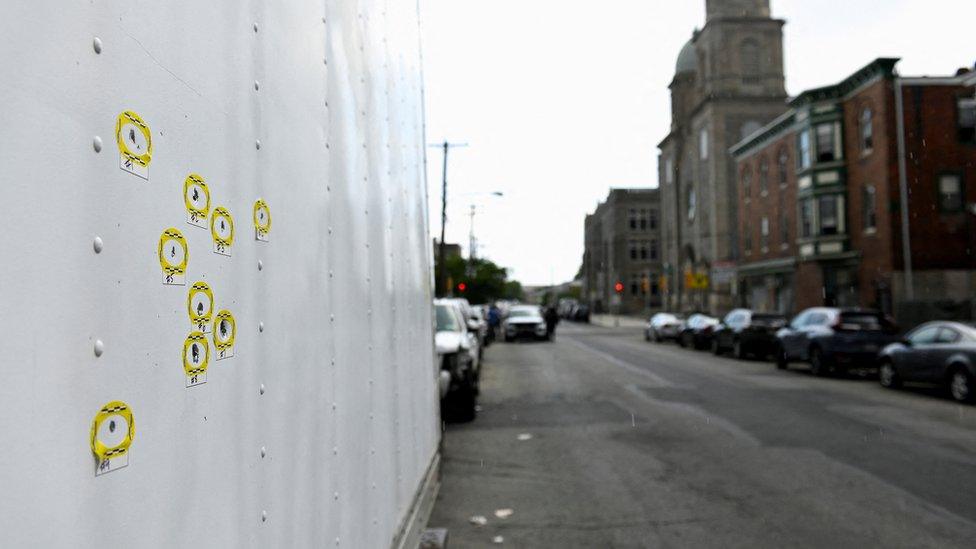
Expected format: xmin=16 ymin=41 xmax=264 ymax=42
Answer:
xmin=428 ymin=141 xmax=467 ymax=296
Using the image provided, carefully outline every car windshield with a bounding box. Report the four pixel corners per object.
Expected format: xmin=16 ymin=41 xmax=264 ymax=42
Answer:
xmin=509 ymin=309 xmax=535 ymax=318
xmin=839 ymin=312 xmax=895 ymax=332
xmin=435 ymin=305 xmax=460 ymax=332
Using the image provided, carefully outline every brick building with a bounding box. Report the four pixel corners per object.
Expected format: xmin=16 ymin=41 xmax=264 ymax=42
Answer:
xmin=582 ymin=189 xmax=663 ymax=315
xmin=731 ymin=58 xmax=976 ymax=320
xmin=658 ymin=0 xmax=789 ymax=315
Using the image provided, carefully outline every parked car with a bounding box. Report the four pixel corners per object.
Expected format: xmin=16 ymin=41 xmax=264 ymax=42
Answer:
xmin=775 ymin=308 xmax=899 ymax=376
xmin=645 ymin=312 xmax=684 ymax=342
xmin=449 ymin=298 xmax=487 ymax=359
xmin=878 ymin=321 xmax=976 ymax=403
xmin=434 ymin=299 xmax=479 ymax=421
xmin=678 ymin=314 xmax=720 ymax=350
xmin=570 ymin=304 xmax=590 ymax=323
xmin=712 ymin=309 xmax=787 ymax=359
xmin=503 ymin=305 xmax=550 ymax=341
xmin=468 ymin=305 xmax=491 ymax=348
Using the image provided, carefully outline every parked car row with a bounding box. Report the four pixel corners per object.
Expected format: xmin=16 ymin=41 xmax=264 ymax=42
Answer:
xmin=647 ymin=308 xmax=976 ymax=403
xmin=434 ymin=298 xmax=488 ymax=422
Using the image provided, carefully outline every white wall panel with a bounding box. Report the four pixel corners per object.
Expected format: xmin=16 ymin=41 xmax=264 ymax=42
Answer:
xmin=0 ymin=1 xmax=437 ymax=547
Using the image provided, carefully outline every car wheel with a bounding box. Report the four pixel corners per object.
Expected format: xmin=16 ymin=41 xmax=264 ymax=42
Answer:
xmin=678 ymin=333 xmax=687 ymax=348
xmin=879 ymin=361 xmax=901 ymax=389
xmin=948 ymin=367 xmax=975 ymax=403
xmin=775 ymin=345 xmax=788 ymax=370
xmin=733 ymin=339 xmax=745 ymax=360
xmin=809 ymin=347 xmax=829 ymax=377
xmin=654 ymin=332 xmax=662 ymax=343
xmin=504 ymin=335 xmax=514 ymax=343
xmin=644 ymin=330 xmax=651 ymax=342
xmin=711 ymin=338 xmax=722 ymax=355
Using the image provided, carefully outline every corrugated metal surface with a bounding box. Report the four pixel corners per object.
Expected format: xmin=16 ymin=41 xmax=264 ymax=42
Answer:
xmin=0 ymin=1 xmax=437 ymax=547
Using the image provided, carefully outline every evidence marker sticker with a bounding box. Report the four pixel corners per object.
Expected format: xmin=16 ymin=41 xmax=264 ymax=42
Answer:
xmin=182 ymin=332 xmax=209 ymax=387
xmin=91 ymin=400 xmax=135 ymax=476
xmin=115 ymin=110 xmax=152 ymax=180
xmin=213 ymin=310 xmax=236 ymax=360
xmin=187 ymin=282 xmax=214 ymax=333
xmin=158 ymin=228 xmax=188 ymax=285
xmin=253 ymin=199 xmax=271 ymax=242
xmin=211 ymin=207 xmax=234 ymax=256
xmin=184 ymin=174 xmax=211 ymax=228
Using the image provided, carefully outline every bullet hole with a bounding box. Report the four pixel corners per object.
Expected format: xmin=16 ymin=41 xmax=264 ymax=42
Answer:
xmin=192 ymin=343 xmax=199 ymax=362
xmin=109 ymin=420 xmax=116 ymax=433
xmin=192 ymin=188 xmax=199 ymax=201
xmin=197 ymin=302 xmax=204 ymax=315
xmin=220 ymin=321 xmax=228 ymax=338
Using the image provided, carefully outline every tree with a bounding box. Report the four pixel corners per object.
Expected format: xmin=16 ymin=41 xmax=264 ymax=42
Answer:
xmin=437 ymin=255 xmax=523 ymax=303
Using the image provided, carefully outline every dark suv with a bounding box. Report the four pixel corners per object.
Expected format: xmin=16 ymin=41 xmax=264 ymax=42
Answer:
xmin=712 ymin=309 xmax=787 ymax=359
xmin=774 ymin=308 xmax=900 ymax=376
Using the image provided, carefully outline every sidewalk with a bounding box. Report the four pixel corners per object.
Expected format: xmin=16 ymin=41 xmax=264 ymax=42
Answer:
xmin=588 ymin=314 xmax=647 ymax=329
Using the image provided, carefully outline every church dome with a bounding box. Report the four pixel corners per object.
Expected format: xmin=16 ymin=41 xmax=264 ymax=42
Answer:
xmin=675 ymin=39 xmax=697 ymax=75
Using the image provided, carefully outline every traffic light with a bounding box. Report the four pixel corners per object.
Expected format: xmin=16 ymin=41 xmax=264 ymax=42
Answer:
xmin=614 ymin=282 xmax=624 ymax=293
xmin=457 ymin=282 xmax=467 ymax=293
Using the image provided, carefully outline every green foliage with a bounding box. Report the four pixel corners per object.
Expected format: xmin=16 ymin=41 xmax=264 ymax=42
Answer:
xmin=437 ymin=255 xmax=523 ymax=303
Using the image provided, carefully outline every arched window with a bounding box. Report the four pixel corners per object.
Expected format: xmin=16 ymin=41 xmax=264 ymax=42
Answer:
xmin=759 ymin=157 xmax=769 ymax=195
xmin=741 ymin=167 xmax=752 ymax=200
xmin=860 ymin=107 xmax=874 ymax=153
xmin=777 ymin=148 xmax=789 ymax=186
xmin=741 ymin=39 xmax=761 ymax=77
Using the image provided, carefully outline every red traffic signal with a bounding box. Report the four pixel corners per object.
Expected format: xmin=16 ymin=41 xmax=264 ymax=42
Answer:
xmin=457 ymin=282 xmax=467 ymax=292
xmin=614 ymin=282 xmax=624 ymax=293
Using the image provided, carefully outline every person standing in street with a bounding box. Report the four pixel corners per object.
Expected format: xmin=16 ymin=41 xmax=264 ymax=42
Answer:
xmin=487 ymin=303 xmax=501 ymax=343
xmin=544 ymin=305 xmax=559 ymax=340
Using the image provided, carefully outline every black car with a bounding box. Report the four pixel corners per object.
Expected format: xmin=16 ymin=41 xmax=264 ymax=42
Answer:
xmin=712 ymin=309 xmax=787 ymax=359
xmin=678 ymin=314 xmax=720 ymax=350
xmin=878 ymin=321 xmax=976 ymax=403
xmin=775 ymin=308 xmax=900 ymax=376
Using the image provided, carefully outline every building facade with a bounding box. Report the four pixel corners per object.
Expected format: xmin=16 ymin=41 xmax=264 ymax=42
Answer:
xmin=732 ymin=58 xmax=976 ymax=322
xmin=583 ymin=189 xmax=663 ymax=316
xmin=658 ymin=0 xmax=789 ymax=314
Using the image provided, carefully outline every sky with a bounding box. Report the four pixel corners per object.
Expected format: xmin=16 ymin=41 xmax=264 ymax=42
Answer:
xmin=419 ymin=0 xmax=975 ymax=286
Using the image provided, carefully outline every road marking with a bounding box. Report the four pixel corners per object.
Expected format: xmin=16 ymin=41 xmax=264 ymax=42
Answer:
xmin=566 ymin=337 xmax=674 ymax=388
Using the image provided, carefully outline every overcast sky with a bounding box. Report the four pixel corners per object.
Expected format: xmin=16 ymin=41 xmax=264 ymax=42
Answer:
xmin=420 ymin=0 xmax=975 ymax=287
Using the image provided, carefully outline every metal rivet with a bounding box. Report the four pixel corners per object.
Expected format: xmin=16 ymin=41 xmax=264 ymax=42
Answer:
xmin=259 ymin=322 xmax=265 ymax=333
xmin=261 ymin=510 xmax=267 ymax=522
xmin=259 ymin=384 xmax=265 ymax=395
xmin=260 ymin=446 xmax=266 ymax=458
xmin=255 ymin=140 xmax=261 ymax=150
xmin=254 ymin=80 xmax=260 ymax=91
xmin=93 ymin=339 xmax=105 ymax=357
xmin=92 ymin=136 xmax=102 ymax=153
xmin=334 ymin=491 xmax=339 ymax=500
xmin=93 ymin=37 xmax=102 ymax=54
xmin=253 ymin=22 xmax=259 ymax=33
xmin=257 ymin=260 xmax=263 ymax=271
xmin=93 ymin=236 xmax=104 ymax=254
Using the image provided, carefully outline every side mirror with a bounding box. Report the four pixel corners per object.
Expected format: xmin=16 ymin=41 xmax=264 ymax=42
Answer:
xmin=467 ymin=320 xmax=480 ymax=331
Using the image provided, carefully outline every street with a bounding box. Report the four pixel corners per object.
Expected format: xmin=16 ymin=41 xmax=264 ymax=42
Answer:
xmin=429 ymin=322 xmax=976 ymax=548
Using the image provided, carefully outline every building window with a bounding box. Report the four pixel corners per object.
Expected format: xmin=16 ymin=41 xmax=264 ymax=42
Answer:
xmin=860 ymin=108 xmax=874 ymax=153
xmin=819 ymin=195 xmax=839 ymax=235
xmin=759 ymin=157 xmax=769 ymax=196
xmin=742 ymin=167 xmax=752 ymax=200
xmin=699 ymin=128 xmax=709 ymax=160
xmin=815 ymin=123 xmax=836 ymax=163
xmin=629 ymin=241 xmax=639 ymax=260
xmin=743 ymin=219 xmax=752 ymax=254
xmin=798 ymin=130 xmax=812 ymax=170
xmin=777 ymin=148 xmax=789 ymax=187
xmin=779 ymin=194 xmax=789 ymax=245
xmin=800 ymin=199 xmax=814 ymax=238
xmin=665 ymin=158 xmax=674 ymax=184
xmin=687 ymin=187 xmax=697 ymax=223
xmin=959 ymin=98 xmax=976 ymax=143
xmin=650 ymin=240 xmax=659 ymax=260
xmin=939 ymin=173 xmax=964 ymax=212
xmin=760 ymin=216 xmax=769 ymax=251
xmin=741 ymin=39 xmax=761 ymax=77
xmin=650 ymin=274 xmax=660 ymax=296
xmin=628 ymin=208 xmax=638 ymax=230
xmin=863 ymin=185 xmax=877 ymax=232
xmin=639 ymin=209 xmax=649 ymax=230
xmin=649 ymin=209 xmax=658 ymax=230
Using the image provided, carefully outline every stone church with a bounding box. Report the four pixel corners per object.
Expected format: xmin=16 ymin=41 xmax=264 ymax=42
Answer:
xmin=658 ymin=0 xmax=788 ymax=313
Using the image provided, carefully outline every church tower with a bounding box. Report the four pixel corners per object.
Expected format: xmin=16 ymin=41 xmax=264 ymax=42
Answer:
xmin=658 ymin=0 xmax=788 ymax=313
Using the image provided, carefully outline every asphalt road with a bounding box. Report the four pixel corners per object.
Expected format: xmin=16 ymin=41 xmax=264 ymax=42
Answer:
xmin=427 ymin=322 xmax=976 ymax=548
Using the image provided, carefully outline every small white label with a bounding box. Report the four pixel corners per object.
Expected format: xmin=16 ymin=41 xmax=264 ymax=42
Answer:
xmin=187 ymin=210 xmax=207 ymax=229
xmin=255 ymin=228 xmax=269 ymax=242
xmin=120 ymin=155 xmax=149 ymax=180
xmin=216 ymin=346 xmax=234 ymax=361
xmin=163 ymin=273 xmax=186 ymax=286
xmin=194 ymin=319 xmax=212 ymax=334
xmin=213 ymin=241 xmax=231 ymax=257
xmin=95 ymin=454 xmax=129 ymax=476
xmin=186 ymin=372 xmax=207 ymax=387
